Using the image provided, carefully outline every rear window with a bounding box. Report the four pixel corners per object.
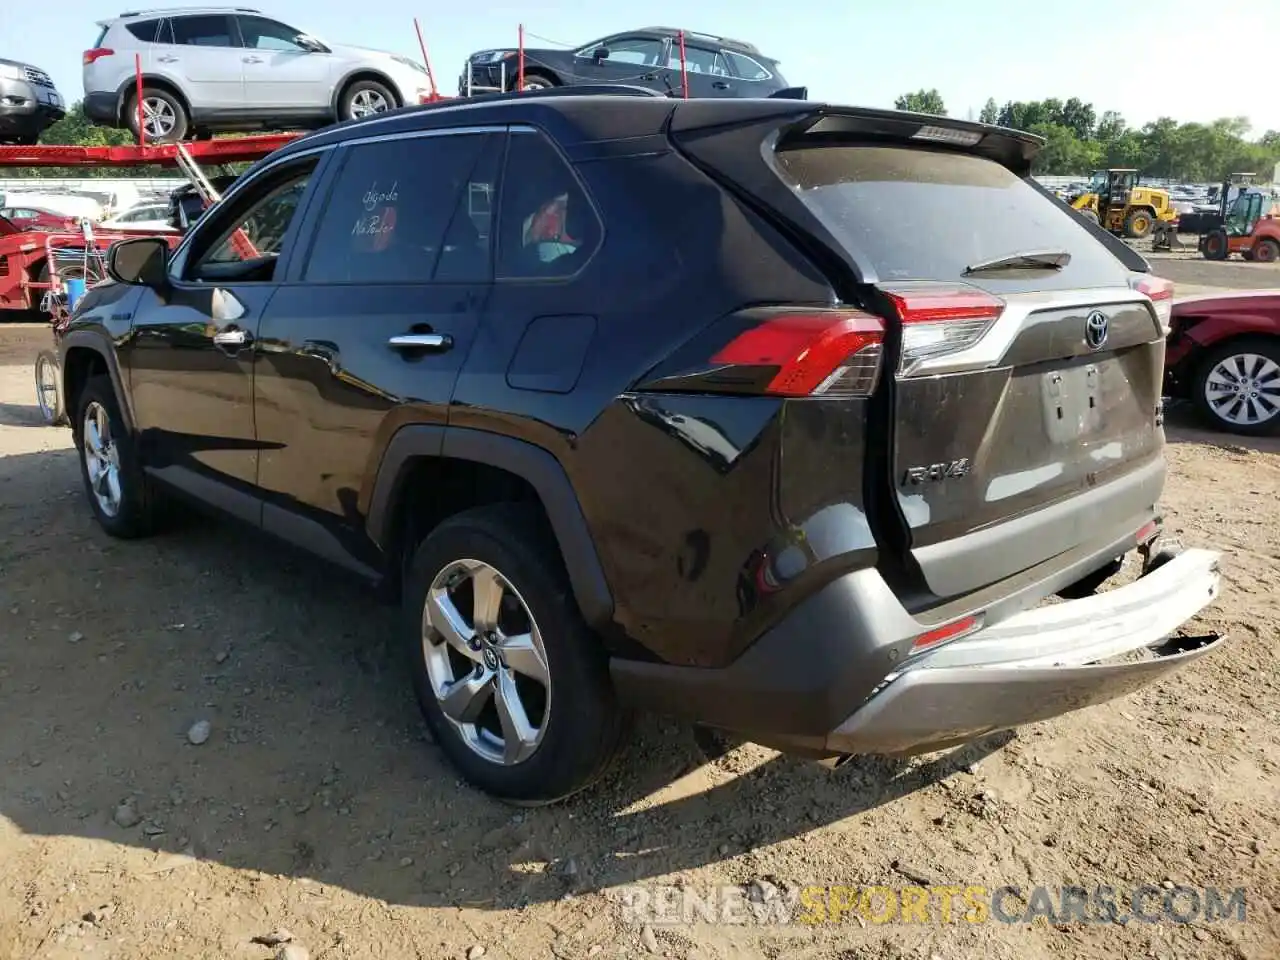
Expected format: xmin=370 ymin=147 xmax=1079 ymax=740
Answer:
xmin=125 ymin=19 xmax=162 ymax=42
xmin=772 ymin=145 xmax=1132 ymax=292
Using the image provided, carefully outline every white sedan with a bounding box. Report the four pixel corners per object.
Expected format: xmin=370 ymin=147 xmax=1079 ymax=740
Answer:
xmin=97 ymin=202 xmax=176 ymax=233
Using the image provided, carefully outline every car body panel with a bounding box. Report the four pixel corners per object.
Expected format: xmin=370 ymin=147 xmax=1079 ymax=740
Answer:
xmin=0 ymin=58 xmax=65 ymax=143
xmin=1165 ymin=290 xmax=1280 ymax=388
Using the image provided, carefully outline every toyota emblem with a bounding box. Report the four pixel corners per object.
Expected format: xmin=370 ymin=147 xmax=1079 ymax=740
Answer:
xmin=1084 ymin=310 xmax=1109 ymax=350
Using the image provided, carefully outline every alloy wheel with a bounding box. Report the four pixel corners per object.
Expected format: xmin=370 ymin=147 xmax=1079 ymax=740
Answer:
xmin=350 ymin=90 xmax=390 ymax=117
xmin=141 ymin=98 xmax=176 ymax=139
xmin=1203 ymin=352 xmax=1280 ymax=428
xmin=82 ymin=400 xmax=123 ymax=517
xmin=422 ymin=559 xmax=551 ymax=765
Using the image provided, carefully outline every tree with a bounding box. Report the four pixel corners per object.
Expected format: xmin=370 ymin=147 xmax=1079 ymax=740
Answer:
xmin=1058 ymin=98 xmax=1096 ymax=141
xmin=894 ymin=89 xmax=947 ymax=116
xmin=979 ymin=98 xmax=999 ymax=125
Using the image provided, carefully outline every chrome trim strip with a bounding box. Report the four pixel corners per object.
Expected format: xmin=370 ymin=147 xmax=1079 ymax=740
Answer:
xmin=901 ymin=286 xmax=1155 ymax=378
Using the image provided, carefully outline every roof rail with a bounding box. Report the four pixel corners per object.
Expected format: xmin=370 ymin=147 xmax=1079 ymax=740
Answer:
xmin=636 ymin=26 xmax=761 ymax=54
xmin=118 ymin=6 xmax=260 ymax=16
xmin=428 ymin=84 xmax=667 ymax=111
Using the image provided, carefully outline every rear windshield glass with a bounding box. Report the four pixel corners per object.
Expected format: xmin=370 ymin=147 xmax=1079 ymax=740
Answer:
xmin=772 ymin=145 xmax=1131 ymax=292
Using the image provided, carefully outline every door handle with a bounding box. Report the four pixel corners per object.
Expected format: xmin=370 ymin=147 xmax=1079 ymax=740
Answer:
xmin=242 ymin=56 xmax=263 ymax=64
xmin=213 ymin=328 xmax=252 ymax=350
xmin=157 ymin=55 xmax=179 ymax=63
xmin=388 ymin=333 xmax=452 ymax=352
xmin=712 ymin=81 xmax=730 ymax=90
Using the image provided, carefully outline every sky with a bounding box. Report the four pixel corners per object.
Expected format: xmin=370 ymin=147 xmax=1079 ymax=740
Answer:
xmin=2 ymin=0 xmax=1278 ymax=137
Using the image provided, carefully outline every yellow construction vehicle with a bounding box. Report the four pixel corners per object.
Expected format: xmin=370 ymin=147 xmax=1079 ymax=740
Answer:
xmin=1070 ymin=168 xmax=1178 ymax=239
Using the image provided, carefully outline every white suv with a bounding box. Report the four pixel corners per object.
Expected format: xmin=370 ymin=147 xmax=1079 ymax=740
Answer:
xmin=82 ymin=7 xmax=433 ymax=142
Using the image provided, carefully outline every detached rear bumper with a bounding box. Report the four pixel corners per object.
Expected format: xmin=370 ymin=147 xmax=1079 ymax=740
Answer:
xmin=827 ymin=548 xmax=1221 ymax=755
xmin=612 ymin=546 xmax=1223 ymax=757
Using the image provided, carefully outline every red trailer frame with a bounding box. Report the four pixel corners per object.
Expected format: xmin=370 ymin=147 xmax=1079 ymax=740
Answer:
xmin=0 ymin=134 xmax=299 ymax=315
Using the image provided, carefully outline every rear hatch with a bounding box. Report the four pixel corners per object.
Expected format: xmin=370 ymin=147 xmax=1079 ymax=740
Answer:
xmin=670 ymin=105 xmax=1173 ymax=601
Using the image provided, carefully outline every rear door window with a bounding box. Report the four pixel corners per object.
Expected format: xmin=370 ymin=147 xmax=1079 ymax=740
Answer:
xmin=772 ymin=144 xmax=1132 ymax=292
xmin=171 ymin=15 xmax=237 ymax=47
xmin=302 ymin=131 xmax=500 ymax=284
xmin=495 ymin=130 xmax=601 ymax=280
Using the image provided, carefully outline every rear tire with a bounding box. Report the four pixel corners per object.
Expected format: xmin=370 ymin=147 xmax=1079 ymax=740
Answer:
xmin=1253 ymin=238 xmax=1280 ymax=263
xmin=125 ymin=87 xmax=189 ymax=143
xmin=1124 ymin=208 xmax=1154 ymax=239
xmin=1203 ymin=228 xmax=1230 ymax=261
xmin=74 ymin=376 xmax=160 ymax=537
xmin=1191 ymin=337 xmax=1280 ymax=436
xmin=403 ymin=503 xmax=629 ymax=804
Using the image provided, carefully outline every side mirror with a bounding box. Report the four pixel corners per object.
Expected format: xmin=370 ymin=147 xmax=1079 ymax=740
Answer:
xmin=107 ymin=236 xmax=170 ymax=289
xmin=593 ymin=47 xmax=610 ymax=61
xmin=295 ymin=34 xmax=325 ymax=53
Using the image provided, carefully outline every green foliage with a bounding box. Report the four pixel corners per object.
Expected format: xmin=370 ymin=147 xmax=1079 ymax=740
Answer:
xmin=904 ymin=93 xmax=1280 ymax=180
xmin=894 ymin=89 xmax=947 ymax=117
xmin=4 ymin=102 xmax=162 ymax=178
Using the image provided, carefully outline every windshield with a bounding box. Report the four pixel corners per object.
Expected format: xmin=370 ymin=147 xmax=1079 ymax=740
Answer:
xmin=773 ymin=144 xmax=1131 ymax=293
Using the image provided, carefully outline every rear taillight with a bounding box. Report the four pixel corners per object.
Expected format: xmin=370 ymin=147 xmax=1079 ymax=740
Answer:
xmin=710 ymin=308 xmax=885 ymax=397
xmin=1131 ymin=274 xmax=1174 ymax=334
xmin=881 ymin=282 xmax=1005 ymax=373
xmin=83 ymin=48 xmax=114 ymax=65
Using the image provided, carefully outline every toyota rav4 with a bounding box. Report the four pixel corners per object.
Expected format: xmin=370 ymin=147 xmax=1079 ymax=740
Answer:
xmin=57 ymin=89 xmax=1224 ymax=804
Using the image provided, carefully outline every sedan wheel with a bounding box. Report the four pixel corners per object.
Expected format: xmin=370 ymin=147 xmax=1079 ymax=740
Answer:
xmin=422 ymin=559 xmax=551 ymax=766
xmin=1196 ymin=344 xmax=1280 ymax=435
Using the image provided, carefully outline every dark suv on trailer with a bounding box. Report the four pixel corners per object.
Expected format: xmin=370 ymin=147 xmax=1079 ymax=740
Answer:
xmin=460 ymin=27 xmax=791 ymax=99
xmin=58 ymin=88 xmax=1223 ymax=804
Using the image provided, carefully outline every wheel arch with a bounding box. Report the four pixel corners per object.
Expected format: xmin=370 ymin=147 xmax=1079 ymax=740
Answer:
xmin=512 ymin=67 xmax=561 ymax=91
xmin=331 ymin=70 xmax=405 ymax=117
xmin=113 ymin=75 xmax=191 ymax=126
xmin=59 ymin=331 xmax=134 ymax=435
xmin=366 ymin=426 xmax=614 ymax=628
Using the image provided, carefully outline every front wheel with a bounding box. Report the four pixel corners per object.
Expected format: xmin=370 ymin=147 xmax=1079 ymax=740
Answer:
xmin=403 ymin=503 xmax=629 ymax=804
xmin=34 ymin=350 xmax=65 ymax=426
xmin=1192 ymin=338 xmax=1280 ymax=436
xmin=74 ymin=376 xmax=160 ymax=537
xmin=338 ymin=79 xmax=397 ymax=121
xmin=1203 ymin=228 xmax=1230 ymax=261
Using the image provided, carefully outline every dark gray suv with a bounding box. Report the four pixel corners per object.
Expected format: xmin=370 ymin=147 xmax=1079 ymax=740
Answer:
xmin=0 ymin=58 xmax=65 ymax=145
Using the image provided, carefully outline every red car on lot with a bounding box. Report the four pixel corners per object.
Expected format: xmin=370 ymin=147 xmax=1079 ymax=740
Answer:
xmin=0 ymin=204 xmax=76 ymax=231
xmin=1165 ymin=290 xmax=1280 ymax=435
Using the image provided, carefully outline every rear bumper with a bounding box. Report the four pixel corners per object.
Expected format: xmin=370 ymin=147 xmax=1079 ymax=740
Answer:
xmin=828 ymin=548 xmax=1221 ymax=755
xmin=83 ymin=92 xmax=119 ymax=125
xmin=612 ymin=544 xmax=1222 ymax=757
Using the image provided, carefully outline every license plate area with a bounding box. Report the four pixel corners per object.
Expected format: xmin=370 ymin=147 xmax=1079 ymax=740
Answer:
xmin=1041 ymin=362 xmax=1102 ymax=443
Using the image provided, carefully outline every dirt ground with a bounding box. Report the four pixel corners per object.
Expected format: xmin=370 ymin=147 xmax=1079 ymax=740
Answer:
xmin=1 ymin=258 xmax=1278 ymax=960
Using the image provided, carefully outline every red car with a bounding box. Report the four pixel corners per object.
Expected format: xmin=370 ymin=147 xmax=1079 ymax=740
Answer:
xmin=1165 ymin=290 xmax=1280 ymax=435
xmin=0 ymin=204 xmax=77 ymax=231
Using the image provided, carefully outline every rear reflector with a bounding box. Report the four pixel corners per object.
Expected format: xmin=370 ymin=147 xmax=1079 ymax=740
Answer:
xmin=909 ymin=613 xmax=984 ymax=654
xmin=710 ymin=309 xmax=885 ymax=397
xmin=881 ymin=283 xmax=1005 ymax=372
xmin=1131 ymin=274 xmax=1174 ymax=333
xmin=83 ymin=48 xmax=114 ymax=65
